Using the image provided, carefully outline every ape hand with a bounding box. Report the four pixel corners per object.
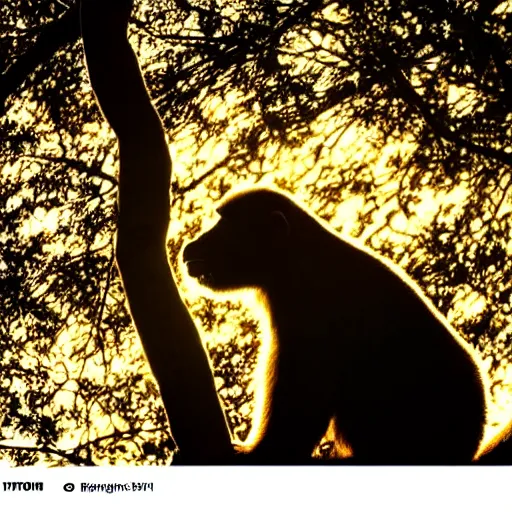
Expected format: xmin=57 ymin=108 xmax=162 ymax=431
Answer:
xmin=80 ymin=0 xmax=134 ymax=36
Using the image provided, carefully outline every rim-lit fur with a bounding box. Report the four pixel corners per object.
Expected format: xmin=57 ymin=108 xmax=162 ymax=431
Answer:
xmin=184 ymin=188 xmax=487 ymax=464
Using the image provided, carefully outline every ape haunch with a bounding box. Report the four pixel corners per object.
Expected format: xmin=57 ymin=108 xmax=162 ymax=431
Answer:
xmin=183 ymin=189 xmax=486 ymax=464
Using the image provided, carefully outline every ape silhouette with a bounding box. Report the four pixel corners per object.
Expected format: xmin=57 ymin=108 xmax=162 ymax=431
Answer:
xmin=183 ymin=188 xmax=487 ymax=464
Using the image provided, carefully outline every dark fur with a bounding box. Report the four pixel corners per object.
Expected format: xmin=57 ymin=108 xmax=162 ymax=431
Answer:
xmin=183 ymin=188 xmax=487 ymax=464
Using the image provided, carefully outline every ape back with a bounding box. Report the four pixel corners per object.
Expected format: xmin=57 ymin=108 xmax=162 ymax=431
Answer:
xmin=183 ymin=188 xmax=487 ymax=464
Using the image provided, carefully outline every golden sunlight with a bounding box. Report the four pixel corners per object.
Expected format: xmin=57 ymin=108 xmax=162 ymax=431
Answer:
xmin=2 ymin=0 xmax=511 ymax=466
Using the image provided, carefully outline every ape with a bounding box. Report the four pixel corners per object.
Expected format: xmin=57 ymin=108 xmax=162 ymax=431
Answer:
xmin=183 ymin=188 xmax=487 ymax=464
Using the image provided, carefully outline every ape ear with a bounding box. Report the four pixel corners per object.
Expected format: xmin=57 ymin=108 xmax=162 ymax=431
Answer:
xmin=268 ymin=210 xmax=290 ymax=240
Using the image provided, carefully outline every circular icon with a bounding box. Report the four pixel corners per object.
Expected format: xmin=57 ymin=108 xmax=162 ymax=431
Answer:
xmin=63 ymin=483 xmax=75 ymax=492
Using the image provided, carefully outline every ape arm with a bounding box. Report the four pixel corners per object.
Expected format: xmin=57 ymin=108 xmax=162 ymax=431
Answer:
xmin=80 ymin=0 xmax=233 ymax=463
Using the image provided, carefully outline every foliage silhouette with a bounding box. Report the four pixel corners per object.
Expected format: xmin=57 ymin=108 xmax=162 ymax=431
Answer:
xmin=0 ymin=0 xmax=512 ymax=464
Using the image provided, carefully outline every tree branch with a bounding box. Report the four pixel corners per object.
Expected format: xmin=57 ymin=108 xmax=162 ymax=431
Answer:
xmin=380 ymin=48 xmax=512 ymax=168
xmin=0 ymin=442 xmax=88 ymax=465
xmin=442 ymin=2 xmax=512 ymax=107
xmin=21 ymin=154 xmax=118 ymax=189
xmin=131 ymin=18 xmax=232 ymax=45
xmin=0 ymin=3 xmax=80 ymax=114
xmin=173 ymin=153 xmax=234 ymax=196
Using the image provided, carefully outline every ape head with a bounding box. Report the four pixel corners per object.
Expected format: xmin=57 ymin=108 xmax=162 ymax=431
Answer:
xmin=183 ymin=189 xmax=293 ymax=291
